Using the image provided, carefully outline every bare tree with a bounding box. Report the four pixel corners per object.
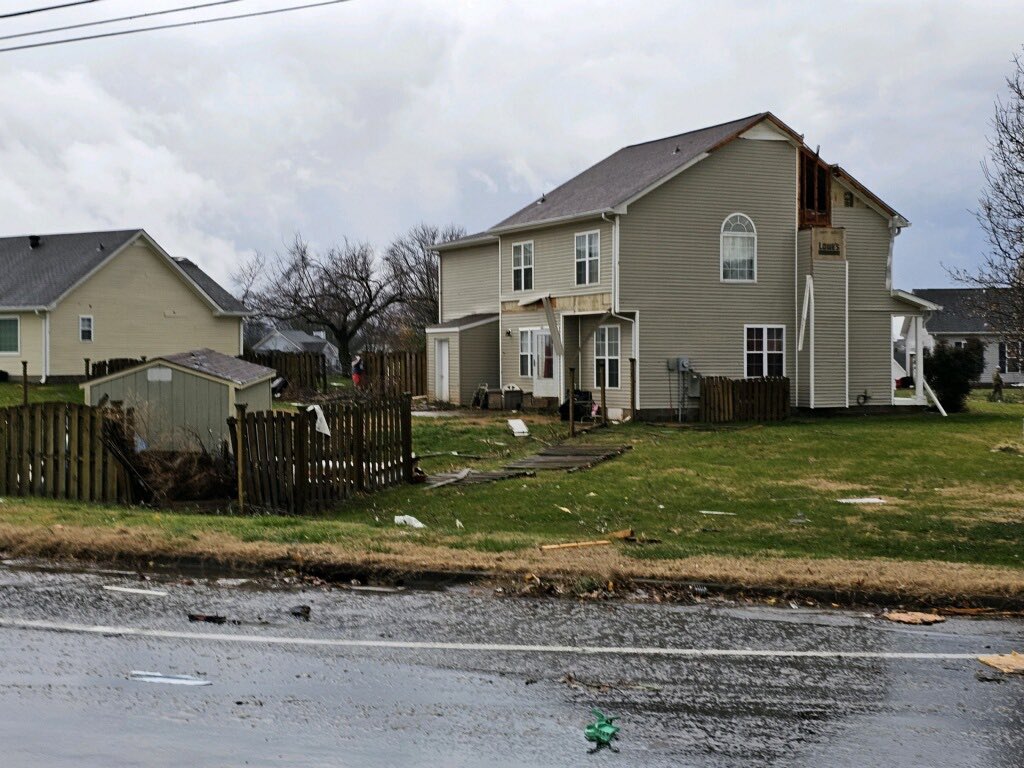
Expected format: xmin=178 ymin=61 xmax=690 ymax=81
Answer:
xmin=953 ymin=49 xmax=1024 ymax=341
xmin=382 ymin=223 xmax=466 ymax=344
xmin=243 ymin=235 xmax=404 ymax=372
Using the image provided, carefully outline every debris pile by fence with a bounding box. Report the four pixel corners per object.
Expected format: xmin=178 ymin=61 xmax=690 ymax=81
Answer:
xmin=699 ymin=376 xmax=790 ymax=423
xmin=229 ymin=395 xmax=413 ymax=514
xmin=241 ymin=351 xmax=328 ymax=392
xmin=361 ymin=351 xmax=426 ymax=396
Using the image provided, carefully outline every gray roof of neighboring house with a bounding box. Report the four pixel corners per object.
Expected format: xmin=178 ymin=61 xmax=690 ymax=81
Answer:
xmin=0 ymin=229 xmax=246 ymax=314
xmin=492 ymin=113 xmax=769 ymax=231
xmin=914 ymin=288 xmax=1008 ymax=334
xmin=160 ymin=348 xmax=273 ymax=386
xmin=427 ymin=312 xmax=498 ymax=330
xmin=269 ymin=329 xmax=337 ymax=354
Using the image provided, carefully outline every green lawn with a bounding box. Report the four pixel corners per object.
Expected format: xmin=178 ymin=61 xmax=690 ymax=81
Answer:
xmin=2 ymin=389 xmax=1023 ymax=577
xmin=0 ymin=380 xmax=84 ymax=407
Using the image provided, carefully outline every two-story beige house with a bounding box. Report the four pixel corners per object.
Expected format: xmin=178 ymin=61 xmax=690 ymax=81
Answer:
xmin=428 ymin=113 xmax=939 ymax=416
xmin=0 ymin=229 xmax=248 ymax=381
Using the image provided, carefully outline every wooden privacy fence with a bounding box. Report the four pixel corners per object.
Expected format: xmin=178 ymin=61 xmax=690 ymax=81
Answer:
xmin=0 ymin=403 xmax=132 ymax=503
xmin=242 ymin=351 xmax=328 ymax=392
xmin=229 ymin=395 xmax=413 ymax=514
xmin=361 ymin=351 xmax=426 ymax=396
xmin=86 ymin=357 xmax=145 ymax=380
xmin=699 ymin=376 xmax=791 ymax=423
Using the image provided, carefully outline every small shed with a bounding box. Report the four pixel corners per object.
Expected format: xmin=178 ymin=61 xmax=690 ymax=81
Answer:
xmin=81 ymin=348 xmax=274 ymax=452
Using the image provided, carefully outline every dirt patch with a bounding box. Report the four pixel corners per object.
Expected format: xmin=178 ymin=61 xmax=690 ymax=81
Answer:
xmin=774 ymin=477 xmax=871 ymax=494
xmin=3 ymin=522 xmax=1024 ymax=608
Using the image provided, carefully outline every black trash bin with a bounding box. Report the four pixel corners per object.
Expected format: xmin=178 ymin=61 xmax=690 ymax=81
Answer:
xmin=558 ymin=389 xmax=593 ymax=421
xmin=503 ymin=388 xmax=524 ymax=411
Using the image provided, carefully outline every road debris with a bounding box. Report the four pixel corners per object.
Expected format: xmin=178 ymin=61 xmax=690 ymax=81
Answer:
xmin=883 ymin=611 xmax=946 ymax=625
xmin=584 ymin=708 xmax=620 ymax=753
xmin=508 ymin=418 xmax=530 ymax=437
xmin=187 ymin=613 xmax=229 ymax=624
xmin=103 ymin=585 xmax=168 ymax=597
xmin=789 ymin=512 xmax=809 ymax=525
xmin=129 ymin=671 xmax=211 ymax=686
xmin=455 ymin=519 xmax=464 ymax=530
xmin=837 ymin=497 xmax=886 ymax=504
xmin=290 ymin=605 xmax=312 ymax=620
xmin=394 ymin=515 xmax=427 ymax=528
xmin=539 ymin=539 xmax=612 ymax=551
xmin=978 ymin=651 xmax=1024 ymax=674
xmin=699 ymin=510 xmax=736 ymax=516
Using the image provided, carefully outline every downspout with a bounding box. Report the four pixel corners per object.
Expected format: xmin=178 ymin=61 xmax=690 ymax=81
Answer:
xmin=34 ymin=309 xmax=48 ymax=383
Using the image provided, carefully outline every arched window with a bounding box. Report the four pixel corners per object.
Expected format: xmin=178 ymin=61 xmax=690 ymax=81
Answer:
xmin=721 ymin=213 xmax=756 ymax=282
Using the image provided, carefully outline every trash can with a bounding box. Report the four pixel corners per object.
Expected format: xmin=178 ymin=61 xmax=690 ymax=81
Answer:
xmin=503 ymin=388 xmax=524 ymax=411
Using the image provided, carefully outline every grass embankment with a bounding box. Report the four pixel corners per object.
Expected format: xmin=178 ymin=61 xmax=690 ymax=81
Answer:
xmin=0 ymin=381 xmax=83 ymax=407
xmin=2 ymin=389 xmax=1024 ymax=603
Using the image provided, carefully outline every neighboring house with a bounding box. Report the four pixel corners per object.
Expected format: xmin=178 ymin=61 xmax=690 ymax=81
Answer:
xmin=903 ymin=288 xmax=1022 ymax=385
xmin=82 ymin=348 xmax=273 ymax=452
xmin=252 ymin=328 xmax=341 ymax=370
xmin=428 ymin=112 xmax=937 ymax=414
xmin=0 ymin=230 xmax=247 ymax=381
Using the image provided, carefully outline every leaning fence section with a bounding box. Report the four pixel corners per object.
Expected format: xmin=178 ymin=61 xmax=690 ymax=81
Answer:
xmin=228 ymin=395 xmax=413 ymax=514
xmin=0 ymin=403 xmax=131 ymax=503
xmin=241 ymin=351 xmax=328 ymax=392
xmin=361 ymin=351 xmax=426 ymax=396
xmin=699 ymin=376 xmax=790 ymax=423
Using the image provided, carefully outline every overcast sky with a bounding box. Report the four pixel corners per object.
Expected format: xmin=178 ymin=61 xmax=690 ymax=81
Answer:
xmin=1 ymin=0 xmax=1022 ymax=293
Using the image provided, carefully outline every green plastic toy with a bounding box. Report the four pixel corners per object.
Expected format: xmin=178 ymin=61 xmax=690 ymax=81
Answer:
xmin=584 ymin=708 xmax=620 ymax=752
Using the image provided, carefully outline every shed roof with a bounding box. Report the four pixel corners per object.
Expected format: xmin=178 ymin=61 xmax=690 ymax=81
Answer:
xmin=159 ymin=349 xmax=274 ymax=386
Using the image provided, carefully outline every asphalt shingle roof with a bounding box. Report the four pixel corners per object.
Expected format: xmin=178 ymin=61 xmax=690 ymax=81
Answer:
xmin=274 ymin=329 xmax=335 ymax=353
xmin=160 ymin=348 xmax=273 ymax=386
xmin=492 ymin=113 xmax=767 ymax=230
xmin=172 ymin=257 xmax=247 ymax=313
xmin=914 ymin=288 xmax=1009 ymax=334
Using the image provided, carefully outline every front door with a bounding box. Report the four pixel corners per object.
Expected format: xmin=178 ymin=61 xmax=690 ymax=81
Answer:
xmin=533 ymin=329 xmax=558 ymax=398
xmin=435 ymin=338 xmax=450 ymax=401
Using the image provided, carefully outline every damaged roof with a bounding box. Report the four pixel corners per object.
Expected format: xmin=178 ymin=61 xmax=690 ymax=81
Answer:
xmin=159 ymin=349 xmax=274 ymax=386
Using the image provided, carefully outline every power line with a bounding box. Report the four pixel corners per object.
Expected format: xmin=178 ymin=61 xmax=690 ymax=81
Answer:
xmin=1 ymin=0 xmax=107 ymax=19
xmin=0 ymin=0 xmax=249 ymax=42
xmin=0 ymin=0 xmax=354 ymax=53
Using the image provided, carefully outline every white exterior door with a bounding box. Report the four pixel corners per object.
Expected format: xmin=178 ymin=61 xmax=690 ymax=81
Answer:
xmin=435 ymin=338 xmax=450 ymax=401
xmin=533 ymin=329 xmax=558 ymax=398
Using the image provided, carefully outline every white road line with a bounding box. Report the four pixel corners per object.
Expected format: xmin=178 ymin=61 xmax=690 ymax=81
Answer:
xmin=0 ymin=617 xmax=985 ymax=660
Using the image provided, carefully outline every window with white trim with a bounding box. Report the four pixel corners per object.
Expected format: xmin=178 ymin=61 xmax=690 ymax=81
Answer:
xmin=79 ymin=315 xmax=94 ymax=342
xmin=595 ymin=325 xmax=620 ymax=388
xmin=519 ymin=330 xmax=534 ymax=377
xmin=512 ymin=242 xmax=533 ymax=291
xmin=0 ymin=317 xmax=18 ymax=354
xmin=575 ymin=231 xmax=599 ymax=285
xmin=745 ymin=325 xmax=784 ymax=377
xmin=721 ymin=213 xmax=756 ymax=282
xmin=999 ymin=341 xmax=1022 ymax=374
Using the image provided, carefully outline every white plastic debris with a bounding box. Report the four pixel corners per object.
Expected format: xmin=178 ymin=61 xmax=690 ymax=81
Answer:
xmin=130 ymin=670 xmax=211 ymax=686
xmin=507 ymin=418 xmax=529 ymax=437
xmin=837 ymin=497 xmax=885 ymax=504
xmin=455 ymin=519 xmax=465 ymax=529
xmin=103 ymin=586 xmax=168 ymax=597
xmin=394 ymin=515 xmax=426 ymax=529
xmin=699 ymin=510 xmax=736 ymax=516
xmin=306 ymin=405 xmax=331 ymax=436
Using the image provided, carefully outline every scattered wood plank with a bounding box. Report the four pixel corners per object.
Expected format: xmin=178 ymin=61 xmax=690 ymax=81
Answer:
xmin=883 ymin=611 xmax=946 ymax=625
xmin=505 ymin=444 xmax=631 ymax=472
xmin=423 ymin=468 xmax=535 ymax=489
xmin=540 ymin=539 xmax=612 ymax=551
xmin=978 ymin=651 xmax=1024 ymax=674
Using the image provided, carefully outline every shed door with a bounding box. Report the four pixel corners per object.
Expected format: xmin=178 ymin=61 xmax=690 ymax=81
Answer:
xmin=435 ymin=338 xmax=450 ymax=401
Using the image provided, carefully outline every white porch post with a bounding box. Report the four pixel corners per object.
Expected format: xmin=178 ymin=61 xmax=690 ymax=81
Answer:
xmin=914 ymin=315 xmax=925 ymax=404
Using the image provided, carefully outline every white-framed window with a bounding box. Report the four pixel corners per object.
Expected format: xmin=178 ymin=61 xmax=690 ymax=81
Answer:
xmin=512 ymin=242 xmax=533 ymax=291
xmin=0 ymin=316 xmax=19 ymax=355
xmin=595 ymin=325 xmax=620 ymax=389
xmin=519 ymin=330 xmax=534 ymax=377
xmin=575 ymin=230 xmax=600 ymax=286
xmin=721 ymin=213 xmax=757 ymax=282
xmin=999 ymin=341 xmax=1022 ymax=374
xmin=79 ymin=315 xmax=94 ymax=343
xmin=745 ymin=325 xmax=785 ymax=377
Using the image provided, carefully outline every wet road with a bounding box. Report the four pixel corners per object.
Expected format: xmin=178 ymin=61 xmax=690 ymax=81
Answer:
xmin=0 ymin=561 xmax=1022 ymax=767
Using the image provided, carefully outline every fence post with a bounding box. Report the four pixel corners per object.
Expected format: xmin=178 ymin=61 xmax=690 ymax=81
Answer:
xmin=84 ymin=358 xmax=90 ymax=379
xmin=21 ymin=361 xmax=28 ymax=405
xmin=629 ymin=358 xmax=637 ymax=420
xmin=400 ymin=392 xmax=413 ymax=483
xmin=234 ymin=403 xmax=247 ymax=514
xmin=598 ymin=360 xmax=608 ymax=426
xmin=568 ymin=367 xmax=576 ymax=438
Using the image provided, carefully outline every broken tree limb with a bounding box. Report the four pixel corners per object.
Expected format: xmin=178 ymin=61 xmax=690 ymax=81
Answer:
xmin=540 ymin=539 xmax=612 ymax=551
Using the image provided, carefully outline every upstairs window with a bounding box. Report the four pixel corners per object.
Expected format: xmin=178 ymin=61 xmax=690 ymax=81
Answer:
xmin=512 ymin=242 xmax=533 ymax=291
xmin=0 ymin=317 xmax=18 ymax=354
xmin=745 ymin=325 xmax=785 ymax=377
xmin=79 ymin=315 xmax=94 ymax=342
xmin=721 ymin=214 xmax=756 ymax=282
xmin=999 ymin=341 xmax=1022 ymax=374
xmin=575 ymin=231 xmax=600 ymax=285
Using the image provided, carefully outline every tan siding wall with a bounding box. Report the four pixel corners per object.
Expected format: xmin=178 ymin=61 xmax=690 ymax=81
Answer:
xmin=576 ymin=315 xmax=634 ymax=410
xmin=500 ymin=310 xmax=548 ymax=393
xmin=49 ymin=242 xmax=241 ymax=376
xmin=500 ymin=218 xmax=613 ymax=302
xmin=236 ymin=380 xmax=272 ymax=413
xmin=457 ymin=321 xmax=499 ymax=404
xmin=619 ymin=137 xmax=798 ymax=412
xmin=440 ymin=243 xmax=499 ymax=323
xmin=86 ymin=365 xmax=229 ymax=452
xmin=0 ymin=312 xmax=44 ymax=380
xmin=849 ymin=310 xmax=894 ymax=403
xmin=812 ymin=261 xmax=848 ymax=406
xmin=426 ymin=334 xmax=459 ymax=403
xmin=796 ymin=230 xmax=812 ymax=406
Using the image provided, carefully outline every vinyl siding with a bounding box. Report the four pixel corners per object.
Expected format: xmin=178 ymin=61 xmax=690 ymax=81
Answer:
xmin=812 ymin=261 xmax=847 ymax=407
xmin=500 ymin=218 xmax=613 ymax=303
xmin=440 ymin=243 xmax=499 ymax=323
xmin=426 ymin=333 xmax=459 ymax=403
xmin=618 ymin=137 xmax=798 ymax=412
xmin=236 ymin=380 xmax=272 ymax=413
xmin=49 ymin=242 xmax=242 ymax=377
xmin=576 ymin=315 xmax=634 ymax=410
xmin=457 ymin=321 xmax=499 ymax=404
xmin=0 ymin=312 xmax=44 ymax=380
xmin=796 ymin=230 xmax=812 ymax=406
xmin=500 ymin=310 xmax=548 ymax=393
xmin=86 ymin=365 xmax=230 ymax=452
